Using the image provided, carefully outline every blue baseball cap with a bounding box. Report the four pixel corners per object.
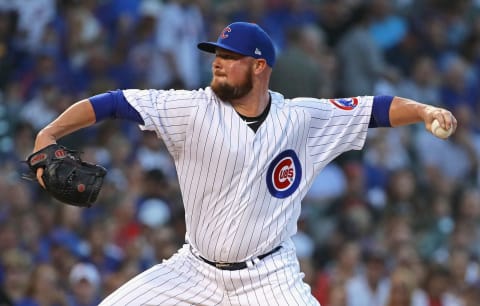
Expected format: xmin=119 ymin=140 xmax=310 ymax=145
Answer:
xmin=198 ymin=22 xmax=276 ymax=67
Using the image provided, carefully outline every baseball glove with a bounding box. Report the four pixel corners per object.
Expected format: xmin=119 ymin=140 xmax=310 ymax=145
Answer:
xmin=24 ymin=144 xmax=107 ymax=207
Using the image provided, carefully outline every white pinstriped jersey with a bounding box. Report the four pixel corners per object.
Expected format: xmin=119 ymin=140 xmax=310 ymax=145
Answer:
xmin=123 ymin=88 xmax=373 ymax=263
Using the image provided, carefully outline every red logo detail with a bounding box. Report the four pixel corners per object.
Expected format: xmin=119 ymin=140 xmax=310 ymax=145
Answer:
xmin=30 ymin=153 xmax=47 ymax=165
xmin=328 ymin=97 xmax=359 ymax=110
xmin=54 ymin=149 xmax=66 ymax=158
xmin=77 ymin=184 xmax=85 ymax=193
xmin=272 ymin=157 xmax=295 ymax=190
xmin=220 ymin=26 xmax=231 ymax=39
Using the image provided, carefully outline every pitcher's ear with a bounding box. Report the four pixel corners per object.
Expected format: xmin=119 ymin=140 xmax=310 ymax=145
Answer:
xmin=254 ymin=59 xmax=267 ymax=73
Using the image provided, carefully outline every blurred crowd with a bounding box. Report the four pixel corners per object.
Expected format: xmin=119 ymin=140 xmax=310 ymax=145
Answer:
xmin=0 ymin=0 xmax=479 ymax=305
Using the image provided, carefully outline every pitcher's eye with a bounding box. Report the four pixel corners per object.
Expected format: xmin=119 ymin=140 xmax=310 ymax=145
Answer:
xmin=216 ymin=53 xmax=244 ymax=60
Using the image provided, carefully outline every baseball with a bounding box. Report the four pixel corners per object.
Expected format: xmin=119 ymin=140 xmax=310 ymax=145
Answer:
xmin=431 ymin=119 xmax=453 ymax=139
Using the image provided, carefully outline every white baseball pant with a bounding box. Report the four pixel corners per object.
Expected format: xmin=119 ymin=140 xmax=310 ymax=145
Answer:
xmin=99 ymin=240 xmax=319 ymax=305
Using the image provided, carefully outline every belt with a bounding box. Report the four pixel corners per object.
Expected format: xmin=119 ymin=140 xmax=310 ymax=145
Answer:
xmin=195 ymin=246 xmax=282 ymax=271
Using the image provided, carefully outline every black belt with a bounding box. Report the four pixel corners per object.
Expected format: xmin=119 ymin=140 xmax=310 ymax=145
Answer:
xmin=196 ymin=246 xmax=282 ymax=271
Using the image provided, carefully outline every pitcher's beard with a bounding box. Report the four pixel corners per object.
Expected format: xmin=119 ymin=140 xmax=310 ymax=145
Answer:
xmin=211 ymin=73 xmax=253 ymax=101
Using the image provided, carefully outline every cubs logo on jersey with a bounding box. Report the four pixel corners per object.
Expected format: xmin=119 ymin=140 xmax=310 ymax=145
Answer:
xmin=266 ymin=150 xmax=302 ymax=198
xmin=329 ymin=97 xmax=358 ymax=110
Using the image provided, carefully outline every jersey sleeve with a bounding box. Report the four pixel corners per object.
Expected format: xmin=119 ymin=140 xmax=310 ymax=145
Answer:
xmin=299 ymin=96 xmax=374 ymax=167
xmin=122 ymin=89 xmax=201 ymax=155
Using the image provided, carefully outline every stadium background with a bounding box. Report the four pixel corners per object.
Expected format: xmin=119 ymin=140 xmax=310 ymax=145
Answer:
xmin=0 ymin=0 xmax=479 ymax=305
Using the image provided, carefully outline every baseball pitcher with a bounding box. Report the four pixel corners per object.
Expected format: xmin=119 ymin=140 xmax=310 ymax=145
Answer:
xmin=28 ymin=22 xmax=456 ymax=305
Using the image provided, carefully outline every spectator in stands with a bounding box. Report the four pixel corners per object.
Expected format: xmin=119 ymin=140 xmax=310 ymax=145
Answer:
xmin=270 ymin=24 xmax=331 ymax=98
xmin=0 ymin=248 xmax=32 ymax=305
xmin=336 ymin=2 xmax=393 ymax=97
xmin=66 ymin=262 xmax=102 ymax=306
xmin=345 ymin=247 xmax=389 ymax=306
xmin=385 ymin=265 xmax=419 ymax=306
xmin=16 ymin=263 xmax=68 ymax=306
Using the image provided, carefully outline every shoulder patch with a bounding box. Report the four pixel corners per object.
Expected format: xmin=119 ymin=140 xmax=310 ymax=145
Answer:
xmin=329 ymin=97 xmax=358 ymax=110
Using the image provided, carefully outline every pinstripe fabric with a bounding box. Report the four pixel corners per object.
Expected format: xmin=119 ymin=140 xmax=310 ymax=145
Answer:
xmin=99 ymin=240 xmax=319 ymax=306
xmin=111 ymin=88 xmax=373 ymax=305
xmin=99 ymin=245 xmax=223 ymax=306
xmin=124 ymin=88 xmax=372 ymax=262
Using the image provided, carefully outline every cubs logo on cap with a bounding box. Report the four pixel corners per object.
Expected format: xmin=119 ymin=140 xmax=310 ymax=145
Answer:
xmin=197 ymin=22 xmax=276 ymax=67
xmin=266 ymin=150 xmax=302 ymax=198
xmin=329 ymin=97 xmax=359 ymax=110
xmin=220 ymin=26 xmax=231 ymax=39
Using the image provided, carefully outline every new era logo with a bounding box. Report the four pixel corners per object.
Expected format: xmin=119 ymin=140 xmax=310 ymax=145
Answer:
xmin=255 ymin=48 xmax=262 ymax=55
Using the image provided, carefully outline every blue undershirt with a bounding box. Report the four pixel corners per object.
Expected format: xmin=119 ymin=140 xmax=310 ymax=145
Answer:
xmin=89 ymin=90 xmax=144 ymax=124
xmin=89 ymin=90 xmax=393 ymax=128
xmin=369 ymin=95 xmax=393 ymax=128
